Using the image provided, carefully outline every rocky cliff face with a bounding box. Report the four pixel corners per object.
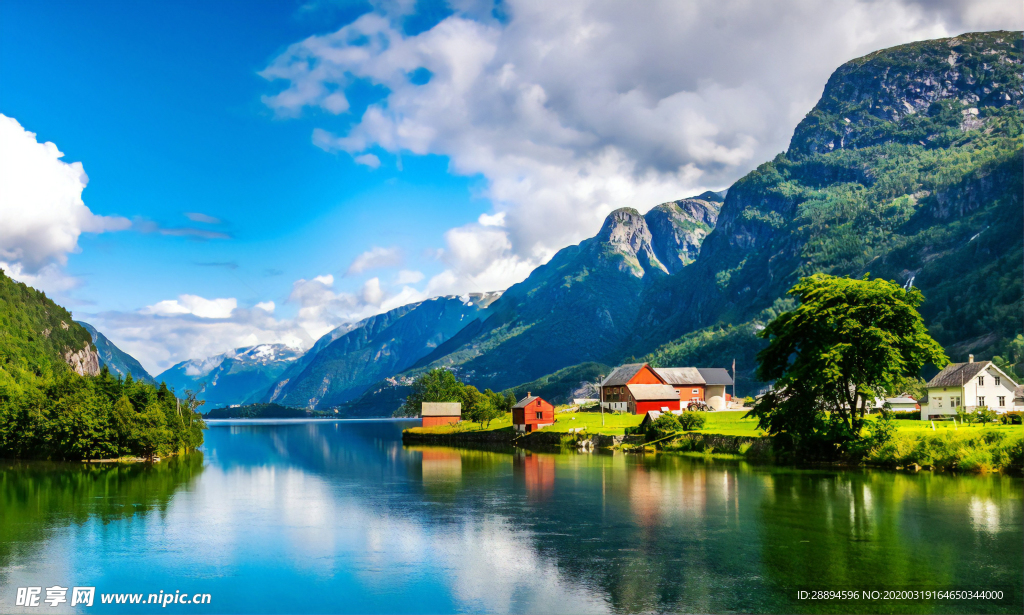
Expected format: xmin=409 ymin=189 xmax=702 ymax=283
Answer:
xmin=790 ymin=31 xmax=1022 ymax=156
xmin=645 ymin=193 xmax=723 ymax=273
xmin=63 ymin=345 xmax=100 ymax=377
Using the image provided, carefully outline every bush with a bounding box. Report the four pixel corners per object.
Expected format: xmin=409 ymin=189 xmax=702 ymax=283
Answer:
xmin=1000 ymin=411 xmax=1022 ymax=425
xmin=646 ymin=414 xmax=681 ymax=441
xmin=678 ymin=411 xmax=707 ymax=431
xmin=866 ymin=429 xmax=1022 ymax=472
xmin=890 ymin=410 xmax=922 ymax=420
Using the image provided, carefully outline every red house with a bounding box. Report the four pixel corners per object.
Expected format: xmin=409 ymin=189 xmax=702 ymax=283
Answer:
xmin=600 ymin=363 xmax=666 ymax=412
xmin=625 ymin=384 xmax=682 ymax=414
xmin=512 ymin=393 xmax=554 ymax=432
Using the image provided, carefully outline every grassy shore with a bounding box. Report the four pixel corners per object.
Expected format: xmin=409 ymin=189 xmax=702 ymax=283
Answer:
xmin=405 ymin=409 xmax=1024 ymax=472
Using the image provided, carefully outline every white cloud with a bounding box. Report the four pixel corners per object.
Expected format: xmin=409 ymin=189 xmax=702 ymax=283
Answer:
xmin=353 ymin=153 xmax=382 ymax=169
xmin=255 ymin=301 xmax=276 ymax=312
xmin=142 ymin=295 xmax=238 ymax=319
xmin=262 ymin=0 xmax=1019 ymax=295
xmin=345 ymin=245 xmax=403 ymax=275
xmin=395 ymin=269 xmax=424 ymax=284
xmin=0 ymin=114 xmax=131 ymax=274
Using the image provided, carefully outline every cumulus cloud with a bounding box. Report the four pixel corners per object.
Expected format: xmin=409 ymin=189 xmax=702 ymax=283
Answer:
xmin=346 ymin=245 xmax=403 ymax=275
xmin=353 ymin=153 xmax=382 ymax=168
xmin=142 ymin=295 xmax=238 ymax=319
xmin=262 ymin=0 xmax=1020 ymax=294
xmin=0 ymin=114 xmax=131 ymax=274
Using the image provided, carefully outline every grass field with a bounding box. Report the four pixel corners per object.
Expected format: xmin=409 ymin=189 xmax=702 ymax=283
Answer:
xmin=406 ymin=409 xmax=1023 ymax=440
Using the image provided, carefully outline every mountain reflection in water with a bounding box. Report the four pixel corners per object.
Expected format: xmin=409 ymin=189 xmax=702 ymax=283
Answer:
xmin=0 ymin=420 xmax=1020 ymax=614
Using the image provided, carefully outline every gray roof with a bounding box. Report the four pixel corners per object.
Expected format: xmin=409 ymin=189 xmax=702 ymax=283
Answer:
xmin=601 ymin=363 xmax=650 ymax=387
xmin=654 ymin=367 xmax=705 ymax=385
xmin=421 ymin=402 xmax=461 ymax=417
xmin=1015 ymin=385 xmax=1024 ymax=401
xmin=513 ymin=395 xmax=543 ymax=409
xmin=626 ymin=383 xmax=680 ymax=401
xmin=697 ymin=367 xmax=734 ymax=386
xmin=885 ymin=397 xmax=918 ymax=404
xmin=926 ymin=362 xmax=990 ymax=388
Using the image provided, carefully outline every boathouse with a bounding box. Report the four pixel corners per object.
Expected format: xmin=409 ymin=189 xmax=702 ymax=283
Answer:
xmin=421 ymin=402 xmax=462 ymax=427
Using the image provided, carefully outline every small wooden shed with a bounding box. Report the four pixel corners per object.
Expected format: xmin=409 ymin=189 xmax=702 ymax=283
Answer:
xmin=512 ymin=393 xmax=554 ymax=433
xmin=421 ymin=402 xmax=462 ymax=427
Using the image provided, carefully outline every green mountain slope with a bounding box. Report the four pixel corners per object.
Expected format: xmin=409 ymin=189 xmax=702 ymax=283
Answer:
xmin=0 ymin=269 xmax=98 ymax=378
xmin=76 ymin=321 xmax=155 ymax=384
xmin=630 ymin=30 xmax=1022 ymax=387
xmin=269 ymin=292 xmax=501 ymax=408
xmin=410 ymin=196 xmax=722 ymax=390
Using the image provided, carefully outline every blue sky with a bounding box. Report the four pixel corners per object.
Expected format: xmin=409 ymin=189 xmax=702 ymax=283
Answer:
xmin=2 ymin=0 xmax=482 ymax=310
xmin=1 ymin=0 xmax=1016 ymax=373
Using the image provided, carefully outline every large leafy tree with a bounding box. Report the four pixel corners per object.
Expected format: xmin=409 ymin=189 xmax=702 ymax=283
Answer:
xmin=750 ymin=274 xmax=947 ymax=458
xmin=397 ymin=369 xmax=465 ymax=417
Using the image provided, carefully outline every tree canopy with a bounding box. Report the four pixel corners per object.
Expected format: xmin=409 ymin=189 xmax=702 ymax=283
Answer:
xmin=749 ymin=274 xmax=947 ymax=458
xmin=396 ymin=369 xmax=515 ymax=425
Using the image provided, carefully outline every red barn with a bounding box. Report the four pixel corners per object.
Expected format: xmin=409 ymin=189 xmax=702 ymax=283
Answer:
xmin=512 ymin=393 xmax=554 ymax=432
xmin=420 ymin=402 xmax=462 ymax=427
xmin=600 ymin=363 xmax=666 ymax=412
xmin=625 ymin=384 xmax=682 ymax=415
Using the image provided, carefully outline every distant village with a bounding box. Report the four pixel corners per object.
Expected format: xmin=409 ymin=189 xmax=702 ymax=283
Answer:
xmin=419 ymin=355 xmax=1024 ymax=432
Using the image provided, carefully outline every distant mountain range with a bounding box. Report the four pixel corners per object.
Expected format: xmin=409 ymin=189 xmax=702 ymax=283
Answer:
xmin=155 ymin=344 xmax=305 ymax=408
xmin=35 ymin=31 xmax=1020 ymax=419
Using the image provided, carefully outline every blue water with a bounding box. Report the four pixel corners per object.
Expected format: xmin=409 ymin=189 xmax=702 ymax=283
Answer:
xmin=1 ymin=420 xmax=1021 ymax=614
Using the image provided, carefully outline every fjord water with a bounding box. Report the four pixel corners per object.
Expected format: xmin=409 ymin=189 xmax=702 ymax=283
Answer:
xmin=1 ymin=421 xmax=1021 ymax=614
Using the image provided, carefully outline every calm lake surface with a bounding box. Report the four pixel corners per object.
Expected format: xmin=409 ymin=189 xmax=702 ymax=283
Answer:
xmin=1 ymin=420 xmax=1021 ymax=614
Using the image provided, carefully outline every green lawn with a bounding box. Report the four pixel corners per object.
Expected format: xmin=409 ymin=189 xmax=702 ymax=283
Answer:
xmin=405 ymin=410 xmax=1023 ymax=440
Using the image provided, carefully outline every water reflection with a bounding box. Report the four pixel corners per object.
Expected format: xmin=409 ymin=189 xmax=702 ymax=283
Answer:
xmin=0 ymin=421 xmax=1020 ymax=614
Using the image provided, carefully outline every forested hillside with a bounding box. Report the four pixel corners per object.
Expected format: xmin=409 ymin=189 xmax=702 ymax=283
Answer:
xmin=0 ymin=271 xmax=204 ymax=460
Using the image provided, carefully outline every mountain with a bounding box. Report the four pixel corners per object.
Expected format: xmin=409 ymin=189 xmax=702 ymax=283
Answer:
xmin=76 ymin=321 xmax=155 ymax=384
xmin=266 ymin=292 xmax=501 ymax=408
xmin=407 ymin=194 xmax=723 ymax=390
xmin=156 ymin=344 xmax=304 ymax=407
xmin=0 ymin=269 xmax=99 ymax=378
xmin=628 ymin=30 xmax=1022 ymax=390
xmin=353 ymin=30 xmax=1021 ymax=408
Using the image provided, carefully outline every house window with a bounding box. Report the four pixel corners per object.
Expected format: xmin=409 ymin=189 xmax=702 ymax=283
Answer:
xmin=954 ymin=397 xmax=961 ymax=407
xmin=995 ymin=376 xmax=1001 ymax=387
xmin=535 ymin=412 xmax=543 ymax=419
xmin=998 ymin=396 xmax=1005 ymax=407
xmin=692 ymin=389 xmax=699 ymax=395
xmin=935 ymin=397 xmax=942 ymax=408
xmin=977 ymin=376 xmax=984 ymax=386
xmin=978 ymin=396 xmax=985 ymax=407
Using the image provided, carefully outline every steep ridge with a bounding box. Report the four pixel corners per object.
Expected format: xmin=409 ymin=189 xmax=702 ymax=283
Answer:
xmin=409 ymin=195 xmax=722 ymax=390
xmin=157 ymin=344 xmax=304 ymax=407
xmin=76 ymin=321 xmax=155 ymax=384
xmin=268 ymin=292 xmax=501 ymax=408
xmin=0 ymin=269 xmax=99 ymax=377
xmin=628 ymin=31 xmax=1022 ymax=388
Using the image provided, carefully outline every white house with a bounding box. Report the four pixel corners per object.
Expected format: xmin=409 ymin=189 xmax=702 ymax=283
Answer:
xmin=921 ymin=356 xmax=1019 ymax=420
